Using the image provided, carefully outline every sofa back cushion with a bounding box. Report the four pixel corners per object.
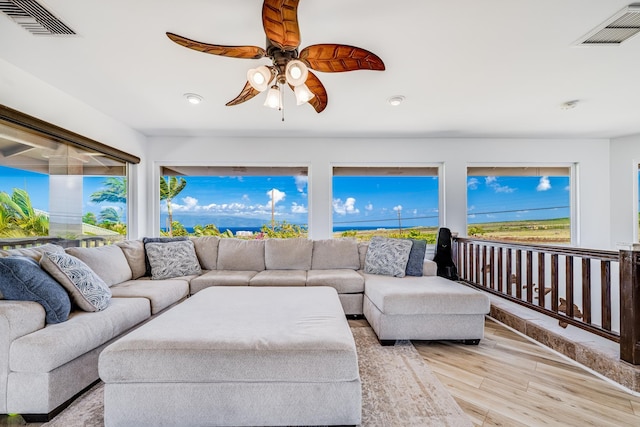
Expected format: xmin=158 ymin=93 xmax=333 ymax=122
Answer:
xmin=116 ymin=240 xmax=146 ymax=279
xmin=190 ymin=236 xmax=220 ymax=270
xmin=311 ymin=239 xmax=360 ymax=270
xmin=66 ymin=245 xmax=133 ymax=287
xmin=265 ymin=238 xmax=313 ymax=270
xmin=0 ymin=243 xmax=64 ymax=262
xmin=217 ymin=239 xmax=265 ymax=271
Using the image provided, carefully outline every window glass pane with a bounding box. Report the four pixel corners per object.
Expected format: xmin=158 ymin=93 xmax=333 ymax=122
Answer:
xmin=467 ymin=172 xmax=570 ymax=244
xmin=332 ymin=171 xmax=439 ymax=242
xmin=0 ymin=120 xmax=128 ymax=246
xmin=158 ymin=172 xmax=308 ymax=238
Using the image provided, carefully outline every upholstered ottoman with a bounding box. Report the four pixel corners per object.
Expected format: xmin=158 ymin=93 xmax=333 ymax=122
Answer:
xmin=363 ymin=274 xmax=490 ymax=345
xmin=99 ymin=286 xmax=361 ymax=427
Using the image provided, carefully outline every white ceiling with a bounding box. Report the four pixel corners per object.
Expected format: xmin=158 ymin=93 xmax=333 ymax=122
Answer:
xmin=2 ymin=0 xmax=640 ymax=139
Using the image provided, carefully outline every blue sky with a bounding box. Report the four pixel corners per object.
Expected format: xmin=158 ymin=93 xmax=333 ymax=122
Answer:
xmin=467 ymin=175 xmax=570 ymax=223
xmin=0 ymin=166 xmax=619 ymax=230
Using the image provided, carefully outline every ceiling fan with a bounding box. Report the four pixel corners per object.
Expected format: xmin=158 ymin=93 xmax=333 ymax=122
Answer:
xmin=166 ymin=0 xmax=385 ymax=114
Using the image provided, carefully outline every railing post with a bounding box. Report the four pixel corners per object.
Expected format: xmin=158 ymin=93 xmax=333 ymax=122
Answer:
xmin=619 ymin=244 xmax=640 ymax=365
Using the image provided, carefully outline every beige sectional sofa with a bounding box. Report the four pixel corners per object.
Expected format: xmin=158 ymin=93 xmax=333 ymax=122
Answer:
xmin=0 ymin=236 xmax=489 ymax=421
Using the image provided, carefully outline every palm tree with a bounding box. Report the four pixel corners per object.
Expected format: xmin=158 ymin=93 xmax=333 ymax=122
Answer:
xmin=90 ymin=177 xmax=127 ymax=204
xmin=0 ymin=188 xmax=48 ymax=236
xmin=160 ymin=176 xmax=187 ymax=236
xmin=99 ymin=207 xmax=121 ymax=224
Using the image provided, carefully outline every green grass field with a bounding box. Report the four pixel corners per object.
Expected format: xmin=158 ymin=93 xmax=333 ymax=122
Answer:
xmin=334 ymin=217 xmax=571 ymax=244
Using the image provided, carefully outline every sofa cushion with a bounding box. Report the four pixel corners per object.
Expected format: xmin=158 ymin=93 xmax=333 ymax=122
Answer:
xmin=405 ymin=239 xmax=427 ymax=277
xmin=116 ymin=240 xmax=147 ymax=279
xmin=190 ymin=236 xmax=220 ymax=270
xmin=142 ymin=237 xmax=188 ymax=276
xmin=0 ymin=243 xmax=64 ymax=262
xmin=306 ymin=269 xmax=365 ymax=294
xmin=0 ymin=256 xmax=71 ymax=324
xmin=9 ymin=297 xmax=150 ymax=373
xmin=358 ymin=242 xmax=369 ymax=271
xmin=364 ymin=237 xmax=413 ymax=278
xmin=311 ymin=239 xmax=360 ymax=270
xmin=190 ymin=270 xmax=257 ymax=293
xmin=40 ymin=251 xmax=112 ymax=312
xmin=145 ymin=240 xmax=202 ymax=280
xmin=363 ymin=273 xmax=490 ymax=315
xmin=66 ymin=245 xmax=133 ymax=286
xmin=110 ymin=278 xmax=189 ymax=314
xmin=265 ymin=238 xmax=312 ymax=270
xmin=249 ymin=270 xmax=307 ymax=287
xmin=217 ymin=239 xmax=265 ymax=271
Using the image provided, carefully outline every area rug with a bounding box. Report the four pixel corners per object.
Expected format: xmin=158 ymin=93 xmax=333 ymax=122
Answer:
xmin=41 ymin=327 xmax=470 ymax=427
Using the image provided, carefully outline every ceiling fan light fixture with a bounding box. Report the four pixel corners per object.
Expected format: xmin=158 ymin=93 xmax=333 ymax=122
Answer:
xmin=294 ymin=83 xmax=315 ymax=105
xmin=285 ymin=60 xmax=309 ymax=87
xmin=247 ymin=65 xmax=274 ymax=92
xmin=264 ymin=85 xmax=281 ymax=109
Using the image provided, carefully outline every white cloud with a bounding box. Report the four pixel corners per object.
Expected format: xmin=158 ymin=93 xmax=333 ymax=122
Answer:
xmin=393 ymin=205 xmax=402 ymax=212
xmin=267 ymin=188 xmax=286 ymax=208
xmin=291 ymin=202 xmax=307 ymax=214
xmin=484 ymin=176 xmax=516 ymax=193
xmin=467 ymin=177 xmax=479 ymax=190
xmin=333 ymin=197 xmax=359 ymax=215
xmin=294 ymin=176 xmax=308 ymax=193
xmin=365 ymin=203 xmax=373 ymax=211
xmin=537 ymin=176 xmax=551 ymax=191
xmin=170 ymin=196 xmax=199 ymax=211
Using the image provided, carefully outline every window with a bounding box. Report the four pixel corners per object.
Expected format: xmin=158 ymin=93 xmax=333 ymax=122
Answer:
xmin=0 ymin=106 xmax=138 ymax=245
xmin=332 ymin=166 xmax=440 ymax=242
xmin=467 ymin=166 xmax=571 ymax=244
xmin=158 ymin=166 xmax=308 ymax=238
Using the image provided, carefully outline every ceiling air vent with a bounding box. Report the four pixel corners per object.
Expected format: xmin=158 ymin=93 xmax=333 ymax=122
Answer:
xmin=575 ymin=4 xmax=640 ymax=46
xmin=0 ymin=0 xmax=74 ymax=35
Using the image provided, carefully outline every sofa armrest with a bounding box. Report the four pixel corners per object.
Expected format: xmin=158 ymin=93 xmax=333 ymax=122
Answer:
xmin=0 ymin=300 xmax=46 ymax=413
xmin=423 ymin=259 xmax=437 ymax=276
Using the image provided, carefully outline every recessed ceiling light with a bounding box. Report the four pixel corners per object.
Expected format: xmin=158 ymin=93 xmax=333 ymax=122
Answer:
xmin=388 ymin=96 xmax=405 ymax=106
xmin=560 ymin=100 xmax=579 ymax=110
xmin=184 ymin=93 xmax=203 ymax=105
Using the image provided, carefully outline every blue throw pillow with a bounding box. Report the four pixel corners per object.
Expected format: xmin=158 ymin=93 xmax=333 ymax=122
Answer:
xmin=405 ymin=239 xmax=427 ymax=277
xmin=0 ymin=256 xmax=71 ymax=323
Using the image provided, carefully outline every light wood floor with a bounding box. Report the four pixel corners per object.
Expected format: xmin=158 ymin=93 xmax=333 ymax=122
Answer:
xmin=412 ymin=317 xmax=640 ymax=427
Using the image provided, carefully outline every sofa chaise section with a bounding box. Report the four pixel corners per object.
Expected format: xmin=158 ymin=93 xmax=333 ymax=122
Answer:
xmin=363 ymin=273 xmax=490 ymax=344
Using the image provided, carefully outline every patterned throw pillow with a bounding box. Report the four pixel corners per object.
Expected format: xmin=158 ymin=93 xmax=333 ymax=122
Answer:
xmin=0 ymin=256 xmax=71 ymax=323
xmin=364 ymin=236 xmax=413 ymax=278
xmin=405 ymin=239 xmax=427 ymax=277
xmin=40 ymin=251 xmax=112 ymax=312
xmin=142 ymin=236 xmax=189 ymax=276
xmin=145 ymin=240 xmax=202 ymax=280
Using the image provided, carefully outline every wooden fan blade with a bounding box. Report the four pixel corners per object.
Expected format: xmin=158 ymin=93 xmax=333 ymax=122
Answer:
xmin=299 ymin=44 xmax=385 ymax=72
xmin=262 ymin=0 xmax=301 ymax=51
xmin=226 ymin=81 xmax=262 ymax=106
xmin=305 ymin=71 xmax=327 ymax=113
xmin=167 ymin=32 xmax=266 ymax=59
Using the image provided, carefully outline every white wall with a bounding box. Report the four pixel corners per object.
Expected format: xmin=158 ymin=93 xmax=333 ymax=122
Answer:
xmin=610 ymin=134 xmax=640 ymax=248
xmin=0 ymin=59 xmax=149 ymax=238
xmin=146 ymin=136 xmax=612 ymax=248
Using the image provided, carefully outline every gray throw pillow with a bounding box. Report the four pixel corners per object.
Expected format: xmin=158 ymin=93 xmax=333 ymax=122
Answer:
xmin=142 ymin=236 xmax=188 ymax=276
xmin=0 ymin=256 xmax=71 ymax=323
xmin=364 ymin=236 xmax=413 ymax=278
xmin=40 ymin=251 xmax=112 ymax=312
xmin=145 ymin=240 xmax=202 ymax=280
xmin=405 ymin=239 xmax=427 ymax=277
